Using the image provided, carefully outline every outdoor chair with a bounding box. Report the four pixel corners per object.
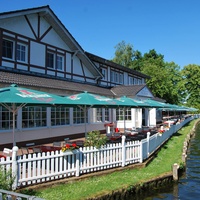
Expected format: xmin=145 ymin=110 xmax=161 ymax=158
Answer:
xmin=3 ymin=148 xmax=12 ymax=157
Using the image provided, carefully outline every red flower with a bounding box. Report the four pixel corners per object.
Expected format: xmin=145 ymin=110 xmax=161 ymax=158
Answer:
xmin=72 ymin=143 xmax=77 ymax=148
xmin=65 ymin=144 xmax=70 ymax=149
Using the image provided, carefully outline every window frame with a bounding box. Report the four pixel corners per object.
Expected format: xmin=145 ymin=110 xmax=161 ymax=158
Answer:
xmin=119 ymin=73 xmax=123 ymax=84
xmin=73 ymin=107 xmax=87 ymax=124
xmin=22 ymin=106 xmax=47 ymax=128
xmin=46 ymin=50 xmax=64 ymax=71
xmin=0 ymin=106 xmax=15 ymax=130
xmin=51 ymin=107 xmax=70 ymax=126
xmin=95 ymin=108 xmax=103 ymax=122
xmin=116 ymin=108 xmax=131 ymax=121
xmin=16 ymin=42 xmax=27 ymax=62
xmin=2 ymin=38 xmax=28 ymax=62
xmin=2 ymin=38 xmax=14 ymax=60
xmin=101 ymin=68 xmax=107 ymax=80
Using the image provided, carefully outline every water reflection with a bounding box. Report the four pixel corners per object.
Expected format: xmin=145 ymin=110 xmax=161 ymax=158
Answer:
xmin=143 ymin=123 xmax=200 ymax=200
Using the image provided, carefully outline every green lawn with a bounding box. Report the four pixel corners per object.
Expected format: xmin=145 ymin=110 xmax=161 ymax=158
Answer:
xmin=22 ymin=120 xmax=197 ymax=200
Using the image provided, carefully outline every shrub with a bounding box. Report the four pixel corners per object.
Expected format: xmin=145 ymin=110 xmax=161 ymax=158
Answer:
xmin=0 ymin=166 xmax=15 ymax=190
xmin=84 ymin=130 xmax=108 ymax=149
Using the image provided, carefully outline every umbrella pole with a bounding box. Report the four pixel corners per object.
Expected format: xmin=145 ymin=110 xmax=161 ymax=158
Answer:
xmin=12 ymin=103 xmax=16 ymax=147
xmin=13 ymin=112 xmax=16 ymax=147
xmin=84 ymin=105 xmax=87 ymax=138
xmin=123 ymin=107 xmax=126 ymax=132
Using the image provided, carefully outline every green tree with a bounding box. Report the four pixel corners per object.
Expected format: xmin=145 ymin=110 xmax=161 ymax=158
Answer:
xmin=140 ymin=50 xmax=181 ymax=104
xmin=112 ymin=41 xmax=135 ymax=68
xmin=181 ymin=64 xmax=200 ymax=110
xmin=112 ymin=42 xmax=183 ymax=104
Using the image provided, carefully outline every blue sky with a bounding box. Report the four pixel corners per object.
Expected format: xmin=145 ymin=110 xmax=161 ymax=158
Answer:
xmin=0 ymin=0 xmax=200 ymax=68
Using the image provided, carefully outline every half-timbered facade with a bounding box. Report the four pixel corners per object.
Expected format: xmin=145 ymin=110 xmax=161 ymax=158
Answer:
xmin=0 ymin=6 xmax=157 ymax=148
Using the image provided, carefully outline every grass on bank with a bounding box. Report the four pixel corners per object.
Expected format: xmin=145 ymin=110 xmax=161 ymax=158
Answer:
xmin=22 ymin=120 xmax=196 ymax=200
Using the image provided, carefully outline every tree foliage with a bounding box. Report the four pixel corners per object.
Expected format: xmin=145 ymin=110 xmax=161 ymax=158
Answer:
xmin=112 ymin=41 xmax=135 ymax=68
xmin=181 ymin=64 xmax=200 ymax=110
xmin=111 ymin=41 xmax=199 ymax=109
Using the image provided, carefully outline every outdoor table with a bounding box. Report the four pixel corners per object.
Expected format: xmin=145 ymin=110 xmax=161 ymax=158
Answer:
xmin=29 ymin=145 xmax=61 ymax=153
xmin=107 ymin=135 xmax=122 ymax=143
xmin=164 ymin=120 xmax=176 ymax=125
xmin=126 ymin=131 xmax=138 ymax=136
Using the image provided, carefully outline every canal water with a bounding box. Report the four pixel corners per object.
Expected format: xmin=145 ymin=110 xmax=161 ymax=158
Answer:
xmin=143 ymin=123 xmax=200 ymax=200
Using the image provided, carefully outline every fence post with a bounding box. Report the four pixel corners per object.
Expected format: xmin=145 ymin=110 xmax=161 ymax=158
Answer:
xmin=12 ymin=146 xmax=19 ymax=190
xmin=75 ymin=151 xmax=80 ymax=177
xmin=147 ymin=132 xmax=150 ymax=156
xmin=121 ymin=135 xmax=126 ymax=167
xmin=139 ymin=140 xmax=143 ymax=163
xmin=173 ymin=163 xmax=179 ymax=181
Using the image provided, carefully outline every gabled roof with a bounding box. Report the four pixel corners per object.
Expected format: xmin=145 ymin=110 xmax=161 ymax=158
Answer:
xmin=0 ymin=5 xmax=103 ymax=79
xmin=86 ymin=52 xmax=150 ymax=79
xmin=111 ymin=84 xmax=153 ymax=98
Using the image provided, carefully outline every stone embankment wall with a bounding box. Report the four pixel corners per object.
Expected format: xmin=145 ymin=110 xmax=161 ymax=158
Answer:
xmin=87 ymin=119 xmax=200 ymax=200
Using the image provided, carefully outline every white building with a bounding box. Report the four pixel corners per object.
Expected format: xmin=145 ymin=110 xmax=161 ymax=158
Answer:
xmin=0 ymin=6 xmax=158 ymax=148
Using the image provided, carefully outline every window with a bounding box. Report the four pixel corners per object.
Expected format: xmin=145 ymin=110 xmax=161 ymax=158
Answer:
xmin=119 ymin=73 xmax=123 ymax=84
xmin=110 ymin=70 xmax=114 ymax=82
xmin=129 ymin=77 xmax=134 ymax=85
xmin=51 ymin=107 xmax=70 ymax=126
xmin=73 ymin=107 xmax=87 ymax=124
xmin=0 ymin=106 xmax=15 ymax=130
xmin=101 ymin=68 xmax=106 ymax=80
xmin=46 ymin=52 xmax=54 ymax=68
xmin=2 ymin=39 xmax=13 ymax=59
xmin=115 ymin=72 xmax=119 ymax=83
xmin=56 ymin=55 xmax=63 ymax=70
xmin=134 ymin=77 xmax=138 ymax=85
xmin=105 ymin=108 xmax=109 ymax=121
xmin=17 ymin=43 xmax=27 ymax=62
xmin=46 ymin=51 xmax=64 ymax=70
xmin=95 ymin=108 xmax=102 ymax=122
xmin=22 ymin=107 xmax=47 ymax=128
xmin=2 ymin=39 xmax=28 ymax=62
xmin=116 ymin=108 xmax=131 ymax=120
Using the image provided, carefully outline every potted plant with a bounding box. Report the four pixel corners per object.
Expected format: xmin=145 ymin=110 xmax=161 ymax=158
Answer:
xmin=61 ymin=142 xmax=79 ymax=155
xmin=158 ymin=129 xmax=165 ymax=136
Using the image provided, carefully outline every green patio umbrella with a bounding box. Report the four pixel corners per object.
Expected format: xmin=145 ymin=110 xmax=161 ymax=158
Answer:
xmin=0 ymin=84 xmax=70 ymax=146
xmin=66 ymin=91 xmax=125 ymax=107
xmin=66 ymin=91 xmax=131 ymax=136
xmin=143 ymin=99 xmax=170 ymax=108
xmin=115 ymin=96 xmax=141 ymax=108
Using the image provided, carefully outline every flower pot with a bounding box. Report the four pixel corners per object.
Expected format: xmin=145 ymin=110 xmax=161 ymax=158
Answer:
xmin=61 ymin=149 xmax=79 ymax=156
xmin=158 ymin=133 xmax=162 ymax=136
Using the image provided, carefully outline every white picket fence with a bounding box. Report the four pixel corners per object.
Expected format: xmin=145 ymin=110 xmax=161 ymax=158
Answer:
xmin=0 ymin=115 xmax=198 ymax=190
